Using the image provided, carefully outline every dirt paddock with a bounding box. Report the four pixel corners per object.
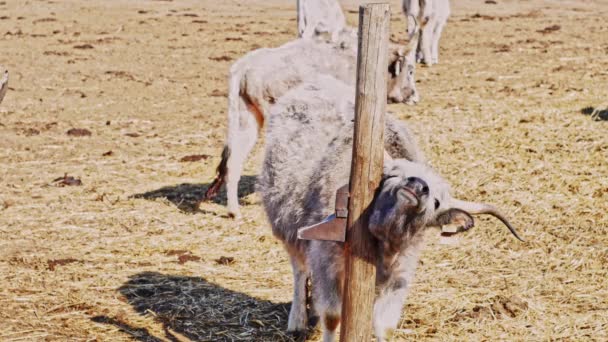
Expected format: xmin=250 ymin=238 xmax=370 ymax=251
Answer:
xmin=1 ymin=0 xmax=607 ymax=340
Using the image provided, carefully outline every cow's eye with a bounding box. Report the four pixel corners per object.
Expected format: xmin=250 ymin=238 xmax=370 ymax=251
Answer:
xmin=434 ymin=199 xmax=440 ymax=210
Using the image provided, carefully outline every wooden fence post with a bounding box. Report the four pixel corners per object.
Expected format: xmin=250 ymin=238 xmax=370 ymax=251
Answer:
xmin=340 ymin=3 xmax=390 ymax=342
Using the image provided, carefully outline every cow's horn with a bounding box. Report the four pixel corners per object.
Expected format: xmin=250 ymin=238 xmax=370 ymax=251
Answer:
xmin=451 ymin=199 xmax=525 ymax=241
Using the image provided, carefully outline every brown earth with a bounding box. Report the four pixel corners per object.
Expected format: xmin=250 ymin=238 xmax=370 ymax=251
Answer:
xmin=1 ymin=0 xmax=607 ymax=341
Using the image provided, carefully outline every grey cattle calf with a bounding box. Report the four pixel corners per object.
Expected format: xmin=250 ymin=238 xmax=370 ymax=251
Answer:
xmin=403 ymin=0 xmax=450 ymax=65
xmin=297 ymin=0 xmax=346 ymax=41
xmin=204 ymin=29 xmax=419 ymax=217
xmin=0 ymin=67 xmax=8 ymax=104
xmin=258 ymin=77 xmax=522 ymax=341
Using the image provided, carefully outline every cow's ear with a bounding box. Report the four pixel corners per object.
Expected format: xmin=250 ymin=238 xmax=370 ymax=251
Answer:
xmin=435 ymin=209 xmax=474 ymax=233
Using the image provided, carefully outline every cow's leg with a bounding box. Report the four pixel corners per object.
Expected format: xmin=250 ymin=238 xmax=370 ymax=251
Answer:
xmin=288 ymin=255 xmax=308 ymax=333
xmin=373 ymin=278 xmax=409 ymax=342
xmin=419 ymin=18 xmax=434 ymax=65
xmin=297 ymin=0 xmax=306 ymax=37
xmin=312 ymin=257 xmax=342 ymax=342
xmin=431 ymin=21 xmax=446 ymax=64
xmin=415 ymin=34 xmax=424 ymax=63
xmin=225 ymin=111 xmax=258 ymax=218
xmin=301 ymin=21 xmax=317 ymax=39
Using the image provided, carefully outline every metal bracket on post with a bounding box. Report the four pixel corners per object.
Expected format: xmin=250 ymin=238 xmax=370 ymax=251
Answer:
xmin=297 ymin=184 xmax=349 ymax=242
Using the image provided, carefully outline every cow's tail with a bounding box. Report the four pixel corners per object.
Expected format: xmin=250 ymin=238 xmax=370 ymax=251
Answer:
xmin=204 ymin=64 xmax=246 ymax=201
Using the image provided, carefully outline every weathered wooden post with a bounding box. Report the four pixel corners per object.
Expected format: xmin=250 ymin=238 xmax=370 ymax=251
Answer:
xmin=340 ymin=4 xmax=390 ymax=341
xmin=297 ymin=3 xmax=390 ymax=340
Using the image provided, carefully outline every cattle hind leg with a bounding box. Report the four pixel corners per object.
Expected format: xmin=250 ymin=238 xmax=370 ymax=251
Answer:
xmin=431 ymin=20 xmax=446 ymax=65
xmin=297 ymin=0 xmax=306 ymax=37
xmin=373 ymin=283 xmax=408 ymax=341
xmin=224 ymin=111 xmax=259 ymax=218
xmin=419 ymin=18 xmax=435 ymax=65
xmin=202 ymin=112 xmax=258 ymax=218
xmin=288 ymin=255 xmax=308 ymax=334
xmin=312 ymin=254 xmax=343 ymax=342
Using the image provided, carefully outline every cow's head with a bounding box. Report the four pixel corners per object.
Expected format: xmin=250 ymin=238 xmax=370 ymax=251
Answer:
xmin=369 ymin=158 xmax=524 ymax=252
xmin=387 ymin=45 xmax=418 ymax=105
xmin=386 ymin=14 xmax=420 ymax=105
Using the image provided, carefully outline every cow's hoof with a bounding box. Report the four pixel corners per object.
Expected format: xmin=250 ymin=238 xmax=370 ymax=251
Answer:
xmin=287 ymin=330 xmax=307 ymax=342
xmin=227 ymin=210 xmax=242 ymax=220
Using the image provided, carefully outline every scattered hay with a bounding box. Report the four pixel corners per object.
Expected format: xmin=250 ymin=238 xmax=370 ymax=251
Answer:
xmin=215 ymin=256 xmax=235 ymax=265
xmin=73 ymin=43 xmax=94 ymax=49
xmin=52 ymin=174 xmax=82 ymax=186
xmin=19 ymin=127 xmax=41 ymax=136
xmin=450 ymin=295 xmax=528 ymax=322
xmin=179 ymin=154 xmax=209 ymax=162
xmin=209 ymin=55 xmax=233 ymax=62
xmin=114 ymin=272 xmax=297 ymax=341
xmin=1 ymin=1 xmax=607 ymax=341
xmin=67 ymin=128 xmax=92 ymax=136
xmin=537 ymin=25 xmax=561 ymax=34
xmin=47 ymin=258 xmax=81 ymax=271
xmin=209 ymin=89 xmax=228 ymax=97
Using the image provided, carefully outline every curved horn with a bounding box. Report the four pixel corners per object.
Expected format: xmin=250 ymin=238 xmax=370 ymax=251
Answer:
xmin=451 ymin=199 xmax=525 ymax=242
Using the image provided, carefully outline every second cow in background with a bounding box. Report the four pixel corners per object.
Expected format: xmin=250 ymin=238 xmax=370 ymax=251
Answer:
xmin=403 ymin=0 xmax=450 ymax=65
xmin=203 ymin=29 xmax=420 ymax=217
xmin=297 ymin=0 xmax=346 ymax=41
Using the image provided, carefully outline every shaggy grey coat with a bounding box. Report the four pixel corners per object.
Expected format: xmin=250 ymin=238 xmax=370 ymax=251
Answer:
xmin=257 ymin=76 xmax=522 ymax=341
xmin=258 ymin=77 xmax=454 ymax=341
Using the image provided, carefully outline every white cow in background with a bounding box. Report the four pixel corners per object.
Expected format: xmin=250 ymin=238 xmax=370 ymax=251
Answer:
xmin=403 ymin=0 xmax=450 ymax=65
xmin=297 ymin=0 xmax=346 ymax=41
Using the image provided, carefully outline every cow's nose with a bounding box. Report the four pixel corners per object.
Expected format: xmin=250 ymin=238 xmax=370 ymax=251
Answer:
xmin=401 ymin=88 xmax=415 ymax=102
xmin=405 ymin=177 xmax=429 ymax=197
xmin=387 ymin=92 xmax=403 ymax=103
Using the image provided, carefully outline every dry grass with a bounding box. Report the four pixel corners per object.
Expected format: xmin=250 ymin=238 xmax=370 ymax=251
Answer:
xmin=1 ymin=0 xmax=607 ymax=341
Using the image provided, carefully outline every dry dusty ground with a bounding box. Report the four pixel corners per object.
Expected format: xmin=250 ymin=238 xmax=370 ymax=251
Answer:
xmin=1 ymin=0 xmax=607 ymax=341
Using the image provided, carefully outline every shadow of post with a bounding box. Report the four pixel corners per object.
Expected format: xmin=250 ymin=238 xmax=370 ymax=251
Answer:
xmin=94 ymin=272 xmax=304 ymax=341
xmin=91 ymin=315 xmax=166 ymax=342
xmin=130 ymin=175 xmax=257 ymax=213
